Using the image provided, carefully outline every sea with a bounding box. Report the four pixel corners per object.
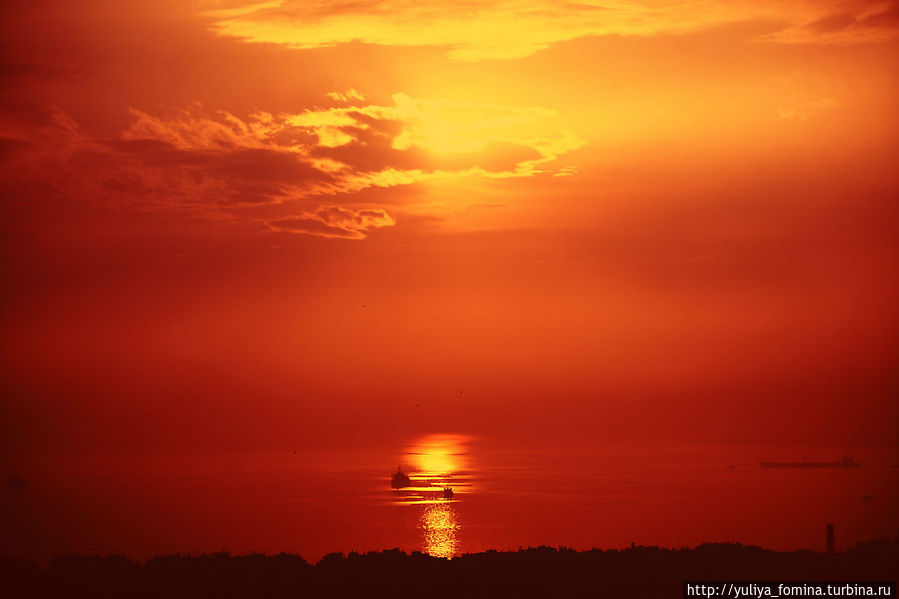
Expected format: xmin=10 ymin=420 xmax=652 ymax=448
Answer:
xmin=2 ymin=436 xmax=897 ymax=562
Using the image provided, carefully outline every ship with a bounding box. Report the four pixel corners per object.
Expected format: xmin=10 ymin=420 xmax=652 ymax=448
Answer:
xmin=760 ymin=454 xmax=859 ymax=469
xmin=390 ymin=466 xmax=412 ymax=489
xmin=443 ymin=486 xmax=454 ymax=499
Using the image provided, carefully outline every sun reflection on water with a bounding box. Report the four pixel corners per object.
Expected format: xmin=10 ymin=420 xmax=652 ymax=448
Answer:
xmin=420 ymin=501 xmax=459 ymax=558
xmin=390 ymin=433 xmax=474 ymax=558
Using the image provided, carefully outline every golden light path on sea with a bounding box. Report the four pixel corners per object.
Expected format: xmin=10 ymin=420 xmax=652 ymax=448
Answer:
xmin=392 ymin=434 xmax=473 ymax=557
xmin=420 ymin=501 xmax=460 ymax=559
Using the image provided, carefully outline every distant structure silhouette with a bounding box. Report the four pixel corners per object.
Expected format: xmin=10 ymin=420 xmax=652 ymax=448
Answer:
xmin=390 ymin=466 xmax=411 ymax=489
xmin=760 ymin=454 xmax=859 ymax=469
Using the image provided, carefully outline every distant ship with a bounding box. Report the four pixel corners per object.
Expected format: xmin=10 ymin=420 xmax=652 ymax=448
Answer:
xmin=390 ymin=466 xmax=412 ymax=489
xmin=760 ymin=454 xmax=860 ymax=469
xmin=443 ymin=486 xmax=454 ymax=499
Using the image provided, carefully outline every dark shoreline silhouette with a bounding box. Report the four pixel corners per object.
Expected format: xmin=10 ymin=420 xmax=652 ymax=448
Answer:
xmin=3 ymin=538 xmax=897 ymax=598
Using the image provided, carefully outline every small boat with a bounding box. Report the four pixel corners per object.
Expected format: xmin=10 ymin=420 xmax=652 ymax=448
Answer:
xmin=760 ymin=454 xmax=860 ymax=469
xmin=443 ymin=486 xmax=454 ymax=499
xmin=390 ymin=466 xmax=412 ymax=489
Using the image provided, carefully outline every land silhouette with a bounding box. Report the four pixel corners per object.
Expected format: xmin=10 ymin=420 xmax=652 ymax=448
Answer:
xmin=2 ymin=538 xmax=897 ymax=598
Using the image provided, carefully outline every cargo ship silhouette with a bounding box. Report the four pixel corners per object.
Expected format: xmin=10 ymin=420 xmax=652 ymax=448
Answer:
xmin=390 ymin=466 xmax=412 ymax=488
xmin=760 ymin=454 xmax=859 ymax=469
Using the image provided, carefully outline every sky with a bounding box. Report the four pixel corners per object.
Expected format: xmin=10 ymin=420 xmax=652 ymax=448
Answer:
xmin=1 ymin=0 xmax=898 ymax=525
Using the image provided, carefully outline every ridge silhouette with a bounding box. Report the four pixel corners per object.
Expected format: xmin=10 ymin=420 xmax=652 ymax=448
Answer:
xmin=2 ymin=538 xmax=897 ymax=598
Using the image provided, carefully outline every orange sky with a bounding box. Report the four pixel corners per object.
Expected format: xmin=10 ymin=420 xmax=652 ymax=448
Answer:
xmin=1 ymin=0 xmax=898 ymax=460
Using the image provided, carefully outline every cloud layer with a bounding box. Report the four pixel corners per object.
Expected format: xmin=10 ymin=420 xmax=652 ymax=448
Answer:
xmin=205 ymin=0 xmax=899 ymax=61
xmin=1 ymin=93 xmax=581 ymax=238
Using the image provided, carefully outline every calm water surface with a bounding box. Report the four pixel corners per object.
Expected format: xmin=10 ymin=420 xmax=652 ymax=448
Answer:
xmin=3 ymin=437 xmax=898 ymax=561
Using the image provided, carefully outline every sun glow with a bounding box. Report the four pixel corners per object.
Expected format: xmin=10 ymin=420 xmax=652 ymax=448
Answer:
xmin=407 ymin=434 xmax=471 ymax=476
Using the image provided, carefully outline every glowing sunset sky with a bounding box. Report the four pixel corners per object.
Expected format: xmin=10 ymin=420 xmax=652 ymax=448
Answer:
xmin=1 ymin=1 xmax=898 ymax=557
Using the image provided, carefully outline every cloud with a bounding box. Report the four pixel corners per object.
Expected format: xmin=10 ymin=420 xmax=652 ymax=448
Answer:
xmin=203 ymin=0 xmax=697 ymax=61
xmin=121 ymin=93 xmax=582 ymax=183
xmin=760 ymin=1 xmax=899 ymax=44
xmin=325 ymin=89 xmax=365 ymax=102
xmin=0 ymin=107 xmax=334 ymax=216
xmin=1 ymin=93 xmax=580 ymax=238
xmin=267 ymin=206 xmax=395 ymax=239
xmin=204 ymin=0 xmax=899 ymax=61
